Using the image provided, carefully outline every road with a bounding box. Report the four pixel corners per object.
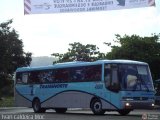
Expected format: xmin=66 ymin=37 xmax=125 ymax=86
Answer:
xmin=0 ymin=108 xmax=160 ymax=120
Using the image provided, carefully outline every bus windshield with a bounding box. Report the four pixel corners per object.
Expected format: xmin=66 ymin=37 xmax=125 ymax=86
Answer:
xmin=104 ymin=64 xmax=154 ymax=92
xmin=119 ymin=64 xmax=154 ymax=91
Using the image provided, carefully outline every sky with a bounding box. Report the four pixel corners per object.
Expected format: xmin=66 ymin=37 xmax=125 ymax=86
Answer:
xmin=0 ymin=0 xmax=160 ymax=57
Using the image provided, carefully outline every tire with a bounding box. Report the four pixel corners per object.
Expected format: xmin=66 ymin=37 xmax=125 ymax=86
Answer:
xmin=118 ymin=110 xmax=131 ymax=116
xmin=91 ymin=99 xmax=105 ymax=115
xmin=55 ymin=108 xmax=67 ymax=113
xmin=40 ymin=108 xmax=46 ymax=113
xmin=32 ymin=99 xmax=46 ymax=113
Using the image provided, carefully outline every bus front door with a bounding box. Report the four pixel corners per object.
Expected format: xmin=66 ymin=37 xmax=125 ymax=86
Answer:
xmin=104 ymin=63 xmax=121 ymax=109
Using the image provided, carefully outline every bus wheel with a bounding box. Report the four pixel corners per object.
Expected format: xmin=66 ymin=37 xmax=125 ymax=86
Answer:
xmin=55 ymin=108 xmax=67 ymax=113
xmin=40 ymin=108 xmax=46 ymax=113
xmin=91 ymin=99 xmax=105 ymax=115
xmin=32 ymin=99 xmax=45 ymax=113
xmin=118 ymin=110 xmax=131 ymax=116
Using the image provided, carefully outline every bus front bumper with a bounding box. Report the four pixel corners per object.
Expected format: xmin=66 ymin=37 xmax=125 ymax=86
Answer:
xmin=121 ymin=100 xmax=155 ymax=109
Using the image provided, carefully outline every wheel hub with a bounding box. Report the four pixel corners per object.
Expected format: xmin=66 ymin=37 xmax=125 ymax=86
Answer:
xmin=94 ymin=102 xmax=101 ymax=111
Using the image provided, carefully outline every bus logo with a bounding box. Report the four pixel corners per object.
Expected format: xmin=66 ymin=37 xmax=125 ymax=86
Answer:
xmin=95 ymin=83 xmax=103 ymax=89
xmin=40 ymin=84 xmax=68 ymax=89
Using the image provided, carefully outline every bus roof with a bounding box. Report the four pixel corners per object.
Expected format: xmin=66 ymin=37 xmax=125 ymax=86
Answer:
xmin=16 ymin=59 xmax=148 ymax=72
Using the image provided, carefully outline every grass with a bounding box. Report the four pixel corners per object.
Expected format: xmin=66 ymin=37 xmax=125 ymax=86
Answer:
xmin=0 ymin=96 xmax=14 ymax=107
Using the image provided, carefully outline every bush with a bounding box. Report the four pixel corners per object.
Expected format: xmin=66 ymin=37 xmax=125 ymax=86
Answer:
xmin=0 ymin=74 xmax=14 ymax=97
xmin=0 ymin=96 xmax=14 ymax=107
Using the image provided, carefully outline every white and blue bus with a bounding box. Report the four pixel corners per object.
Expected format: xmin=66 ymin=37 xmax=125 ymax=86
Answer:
xmin=14 ymin=60 xmax=155 ymax=115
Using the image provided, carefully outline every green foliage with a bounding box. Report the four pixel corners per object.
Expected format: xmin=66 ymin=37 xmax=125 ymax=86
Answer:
xmin=0 ymin=20 xmax=32 ymax=97
xmin=0 ymin=96 xmax=14 ymax=107
xmin=52 ymin=42 xmax=105 ymax=64
xmin=51 ymin=34 xmax=160 ymax=80
xmin=105 ymin=34 xmax=160 ymax=80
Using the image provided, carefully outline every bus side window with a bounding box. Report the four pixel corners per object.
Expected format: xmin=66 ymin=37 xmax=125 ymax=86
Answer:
xmin=16 ymin=72 xmax=22 ymax=84
xmin=71 ymin=67 xmax=85 ymax=82
xmin=29 ymin=71 xmax=40 ymax=84
xmin=55 ymin=69 xmax=69 ymax=83
xmin=55 ymin=70 xmax=60 ymax=82
xmin=85 ymin=65 xmax=102 ymax=81
xmin=94 ymin=65 xmax=102 ymax=81
xmin=61 ymin=69 xmax=69 ymax=83
xmin=38 ymin=70 xmax=54 ymax=83
xmin=85 ymin=66 xmax=93 ymax=81
xmin=22 ymin=73 xmax=29 ymax=84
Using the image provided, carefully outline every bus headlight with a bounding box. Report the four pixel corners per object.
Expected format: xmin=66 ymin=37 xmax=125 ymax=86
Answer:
xmin=151 ymin=103 xmax=154 ymax=107
xmin=125 ymin=102 xmax=132 ymax=108
xmin=125 ymin=102 xmax=130 ymax=107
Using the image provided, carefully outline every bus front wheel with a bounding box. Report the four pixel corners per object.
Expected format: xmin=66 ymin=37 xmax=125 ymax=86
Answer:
xmin=118 ymin=110 xmax=131 ymax=116
xmin=91 ymin=99 xmax=105 ymax=115
xmin=32 ymin=98 xmax=46 ymax=113
xmin=55 ymin=108 xmax=67 ymax=113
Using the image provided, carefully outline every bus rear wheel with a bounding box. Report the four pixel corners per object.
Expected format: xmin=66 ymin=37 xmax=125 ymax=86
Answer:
xmin=32 ymin=98 xmax=46 ymax=113
xmin=55 ymin=108 xmax=67 ymax=113
xmin=91 ymin=99 xmax=105 ymax=115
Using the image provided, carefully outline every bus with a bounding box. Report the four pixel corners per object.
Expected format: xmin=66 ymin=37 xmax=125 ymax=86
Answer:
xmin=14 ymin=60 xmax=155 ymax=115
xmin=154 ymin=79 xmax=160 ymax=105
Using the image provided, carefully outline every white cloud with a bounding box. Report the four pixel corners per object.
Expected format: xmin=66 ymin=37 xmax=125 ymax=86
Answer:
xmin=0 ymin=0 xmax=160 ymax=56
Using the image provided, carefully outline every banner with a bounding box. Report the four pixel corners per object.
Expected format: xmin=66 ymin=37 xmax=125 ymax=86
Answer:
xmin=24 ymin=0 xmax=155 ymax=14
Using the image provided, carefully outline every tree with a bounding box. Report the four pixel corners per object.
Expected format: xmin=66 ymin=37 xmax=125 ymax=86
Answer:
xmin=0 ymin=20 xmax=32 ymax=96
xmin=52 ymin=42 xmax=104 ymax=64
xmin=105 ymin=34 xmax=160 ymax=80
